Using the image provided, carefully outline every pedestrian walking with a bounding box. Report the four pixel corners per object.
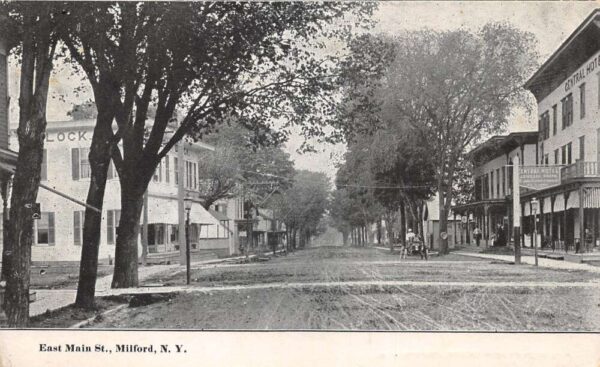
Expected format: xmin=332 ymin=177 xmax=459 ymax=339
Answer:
xmin=473 ymin=226 xmax=482 ymax=247
xmin=419 ymin=243 xmax=428 ymax=260
xmin=585 ymin=228 xmax=593 ymax=253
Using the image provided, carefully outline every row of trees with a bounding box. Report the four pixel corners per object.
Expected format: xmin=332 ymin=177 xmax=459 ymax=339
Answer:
xmin=1 ymin=2 xmax=375 ymax=326
xmin=269 ymin=170 xmax=330 ymax=250
xmin=329 ymin=26 xmax=538 ymax=250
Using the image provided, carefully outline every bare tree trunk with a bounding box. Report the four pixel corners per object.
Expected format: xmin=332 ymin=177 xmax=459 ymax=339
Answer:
xmin=342 ymin=230 xmax=348 ymax=246
xmin=111 ymin=175 xmax=146 ymax=288
xmin=4 ymin=9 xmax=55 ymax=326
xmin=75 ymin=95 xmax=115 ymax=308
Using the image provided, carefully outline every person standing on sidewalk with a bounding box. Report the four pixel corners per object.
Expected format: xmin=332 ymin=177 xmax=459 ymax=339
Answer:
xmin=473 ymin=226 xmax=482 ymax=247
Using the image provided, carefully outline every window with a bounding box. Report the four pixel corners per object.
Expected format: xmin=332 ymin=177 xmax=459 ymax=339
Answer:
xmin=544 ymin=154 xmax=549 ymax=165
xmin=561 ymin=93 xmax=573 ymax=129
xmin=185 ymin=161 xmax=197 ymax=189
xmin=165 ymin=156 xmax=170 ymax=183
xmin=174 ymin=157 xmax=179 ymax=185
xmin=73 ymin=211 xmax=84 ymax=246
xmin=170 ymin=224 xmax=178 ymax=243
xmin=107 ymin=210 xmax=121 ymax=245
xmin=555 ymin=149 xmax=559 ymax=165
xmin=501 ymin=167 xmax=505 ymax=196
xmin=71 ymin=147 xmax=91 ymax=179
xmin=539 ymin=111 xmax=549 ymax=140
xmin=490 ymin=171 xmax=494 ymax=198
xmin=567 ymin=142 xmax=572 ymax=165
xmin=539 ymin=142 xmax=544 ymax=165
xmin=496 ymin=168 xmax=500 ymax=198
xmin=561 ymin=145 xmax=566 ymax=165
xmin=41 ymin=149 xmax=47 ymax=181
xmin=153 ymin=161 xmax=162 ymax=182
xmin=148 ymin=224 xmax=165 ymax=245
xmin=552 ymin=104 xmax=557 ymax=135
xmin=580 ymin=83 xmax=586 ymax=118
xmin=220 ymin=220 xmax=230 ymax=238
xmin=36 ymin=212 xmax=55 ymax=245
xmin=579 ymin=136 xmax=585 ymax=161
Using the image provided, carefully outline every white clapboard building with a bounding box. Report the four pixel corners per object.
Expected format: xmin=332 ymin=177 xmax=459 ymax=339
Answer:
xmin=4 ymin=119 xmax=235 ymax=264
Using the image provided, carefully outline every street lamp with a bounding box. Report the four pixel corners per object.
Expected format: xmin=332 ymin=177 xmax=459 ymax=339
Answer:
xmin=531 ymin=197 xmax=539 ymax=267
xmin=184 ymin=197 xmax=193 ymax=285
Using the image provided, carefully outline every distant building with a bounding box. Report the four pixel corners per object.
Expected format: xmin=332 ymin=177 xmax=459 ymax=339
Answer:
xmin=452 ymin=132 xmax=538 ymax=246
xmin=523 ymin=8 xmax=600 ymax=252
xmin=422 ymin=193 xmax=459 ymax=250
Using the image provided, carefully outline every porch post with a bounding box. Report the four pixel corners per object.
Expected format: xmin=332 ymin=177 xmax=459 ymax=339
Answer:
xmin=484 ymin=204 xmax=490 ymax=247
xmin=466 ymin=211 xmax=471 ymax=244
xmin=521 ymin=201 xmax=526 ymax=248
xmin=453 ymin=212 xmax=457 ymax=246
xmin=540 ymin=197 xmax=545 ymax=248
xmin=579 ymin=185 xmax=585 ymax=253
xmin=564 ymin=192 xmax=569 ymax=252
xmin=550 ymin=196 xmax=555 ymax=251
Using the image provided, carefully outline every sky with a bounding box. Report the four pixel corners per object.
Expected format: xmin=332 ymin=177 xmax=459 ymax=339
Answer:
xmin=8 ymin=2 xmax=600 ymax=181
xmin=289 ymin=1 xmax=600 ymax=180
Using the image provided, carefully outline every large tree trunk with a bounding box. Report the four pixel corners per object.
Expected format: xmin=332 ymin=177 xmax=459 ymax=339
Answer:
xmin=111 ymin=177 xmax=146 ymax=288
xmin=4 ymin=11 xmax=55 ymax=326
xmin=74 ymin=107 xmax=114 ymax=308
xmin=5 ymin=116 xmax=46 ymax=326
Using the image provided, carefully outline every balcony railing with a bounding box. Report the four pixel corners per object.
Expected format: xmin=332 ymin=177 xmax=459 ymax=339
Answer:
xmin=560 ymin=161 xmax=600 ymax=182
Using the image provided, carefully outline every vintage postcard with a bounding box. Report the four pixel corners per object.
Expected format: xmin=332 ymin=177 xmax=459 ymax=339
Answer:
xmin=0 ymin=1 xmax=599 ymax=366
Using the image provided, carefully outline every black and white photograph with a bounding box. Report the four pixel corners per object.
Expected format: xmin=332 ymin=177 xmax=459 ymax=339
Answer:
xmin=1 ymin=0 xmax=600 ymax=355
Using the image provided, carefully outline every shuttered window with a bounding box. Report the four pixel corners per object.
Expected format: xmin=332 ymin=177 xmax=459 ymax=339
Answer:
xmin=73 ymin=211 xmax=84 ymax=246
xmin=72 ymin=148 xmax=80 ymax=180
xmin=71 ymin=148 xmax=91 ymax=180
xmin=36 ymin=212 xmax=55 ymax=246
xmin=41 ymin=149 xmax=47 ymax=181
xmin=165 ymin=156 xmax=170 ymax=183
xmin=107 ymin=209 xmax=121 ymax=245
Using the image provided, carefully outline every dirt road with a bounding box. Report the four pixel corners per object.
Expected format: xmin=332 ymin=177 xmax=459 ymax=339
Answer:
xmin=77 ymin=247 xmax=600 ymax=330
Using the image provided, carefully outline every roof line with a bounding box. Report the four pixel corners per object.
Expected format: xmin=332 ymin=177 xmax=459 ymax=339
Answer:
xmin=524 ymin=8 xmax=600 ymax=90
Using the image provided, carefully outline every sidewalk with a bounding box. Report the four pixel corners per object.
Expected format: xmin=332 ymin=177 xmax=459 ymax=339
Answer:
xmin=454 ymin=247 xmax=600 ymax=274
xmin=29 ymin=253 xmax=267 ymax=317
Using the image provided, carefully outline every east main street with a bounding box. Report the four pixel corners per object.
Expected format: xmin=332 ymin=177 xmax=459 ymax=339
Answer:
xmin=30 ymin=246 xmax=600 ymax=331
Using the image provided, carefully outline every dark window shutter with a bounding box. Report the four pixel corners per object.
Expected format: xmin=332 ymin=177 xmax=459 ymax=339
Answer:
xmin=71 ymin=148 xmax=79 ymax=180
xmin=74 ymin=211 xmax=81 ymax=246
xmin=48 ymin=213 xmax=55 ymax=246
xmin=41 ymin=149 xmax=47 ymax=181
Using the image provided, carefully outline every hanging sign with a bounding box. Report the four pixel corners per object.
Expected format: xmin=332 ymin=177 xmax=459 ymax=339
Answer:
xmin=519 ymin=165 xmax=561 ymax=190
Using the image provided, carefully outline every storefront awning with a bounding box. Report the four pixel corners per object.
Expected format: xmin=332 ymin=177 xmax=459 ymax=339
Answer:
xmin=584 ymin=187 xmax=600 ymax=208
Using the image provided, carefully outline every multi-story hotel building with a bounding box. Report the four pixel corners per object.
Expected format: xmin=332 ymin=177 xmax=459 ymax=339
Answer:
xmin=522 ymin=8 xmax=600 ymax=253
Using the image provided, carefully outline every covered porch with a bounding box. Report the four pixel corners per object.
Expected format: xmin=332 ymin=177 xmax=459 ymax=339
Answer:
xmin=452 ymin=198 xmax=509 ymax=247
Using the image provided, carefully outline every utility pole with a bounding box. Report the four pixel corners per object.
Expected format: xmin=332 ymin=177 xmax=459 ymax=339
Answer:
xmin=513 ymin=156 xmax=521 ymax=265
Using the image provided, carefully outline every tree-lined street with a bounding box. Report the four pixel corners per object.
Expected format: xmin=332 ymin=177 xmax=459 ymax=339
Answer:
xmin=29 ymin=246 xmax=600 ymax=331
